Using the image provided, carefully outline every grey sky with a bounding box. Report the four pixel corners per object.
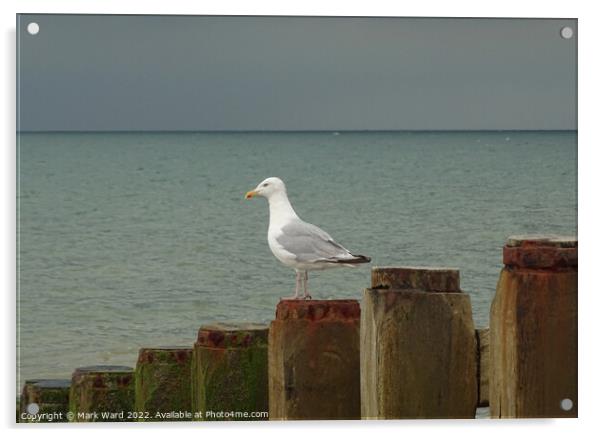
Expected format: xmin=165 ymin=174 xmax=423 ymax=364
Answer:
xmin=17 ymin=15 xmax=576 ymax=131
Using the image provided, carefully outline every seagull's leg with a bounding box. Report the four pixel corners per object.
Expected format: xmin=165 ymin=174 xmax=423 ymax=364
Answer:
xmin=294 ymin=271 xmax=301 ymax=299
xmin=281 ymin=270 xmax=301 ymax=300
xmin=303 ymin=271 xmax=312 ymax=300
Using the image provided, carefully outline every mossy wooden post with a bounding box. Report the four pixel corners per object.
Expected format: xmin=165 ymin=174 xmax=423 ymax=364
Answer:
xmin=361 ymin=267 xmax=478 ymax=419
xmin=490 ymin=236 xmax=577 ymax=418
xmin=135 ymin=346 xmax=193 ymax=421
xmin=69 ymin=365 xmax=135 ymax=422
xmin=269 ymin=299 xmax=361 ymax=420
xmin=476 ymin=328 xmax=490 ymax=407
xmin=192 ymin=323 xmax=269 ymax=421
xmin=19 ymin=379 xmax=71 ymax=422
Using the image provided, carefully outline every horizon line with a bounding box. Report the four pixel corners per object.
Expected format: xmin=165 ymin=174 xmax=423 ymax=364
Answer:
xmin=16 ymin=128 xmax=577 ymax=134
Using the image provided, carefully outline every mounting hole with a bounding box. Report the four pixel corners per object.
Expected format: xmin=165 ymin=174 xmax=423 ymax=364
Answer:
xmin=560 ymin=26 xmax=573 ymax=40
xmin=26 ymin=402 xmax=40 ymax=415
xmin=560 ymin=398 xmax=573 ymax=411
xmin=27 ymin=22 xmax=40 ymax=35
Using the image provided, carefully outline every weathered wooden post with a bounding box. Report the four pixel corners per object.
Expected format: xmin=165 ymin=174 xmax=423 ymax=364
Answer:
xmin=361 ymin=267 xmax=478 ymax=419
xmin=19 ymin=379 xmax=71 ymax=422
xmin=476 ymin=328 xmax=490 ymax=408
xmin=269 ymin=299 xmax=361 ymax=420
xmin=135 ymin=346 xmax=193 ymax=421
xmin=490 ymin=236 xmax=577 ymax=418
xmin=69 ymin=365 xmax=135 ymax=422
xmin=192 ymin=323 xmax=269 ymax=421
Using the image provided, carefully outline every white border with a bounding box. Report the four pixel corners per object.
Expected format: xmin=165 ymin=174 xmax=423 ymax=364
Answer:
xmin=3 ymin=1 xmax=600 ymax=436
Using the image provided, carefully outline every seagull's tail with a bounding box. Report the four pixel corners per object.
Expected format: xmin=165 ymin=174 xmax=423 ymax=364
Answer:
xmin=324 ymin=254 xmax=371 ymax=267
xmin=347 ymin=254 xmax=371 ymax=264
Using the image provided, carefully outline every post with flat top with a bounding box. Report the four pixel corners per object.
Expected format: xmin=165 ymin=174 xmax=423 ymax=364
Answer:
xmin=69 ymin=365 xmax=135 ymax=422
xmin=135 ymin=346 xmax=193 ymax=421
xmin=476 ymin=328 xmax=490 ymax=408
xmin=192 ymin=323 xmax=269 ymax=421
xmin=19 ymin=379 xmax=71 ymax=422
xmin=489 ymin=236 xmax=577 ymax=418
xmin=361 ymin=267 xmax=478 ymax=419
xmin=269 ymin=299 xmax=361 ymax=420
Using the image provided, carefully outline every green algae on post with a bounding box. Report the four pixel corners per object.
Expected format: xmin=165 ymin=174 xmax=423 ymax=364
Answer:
xmin=135 ymin=346 xmax=193 ymax=421
xmin=69 ymin=365 xmax=135 ymax=422
xmin=19 ymin=379 xmax=71 ymax=423
xmin=192 ymin=323 xmax=269 ymax=421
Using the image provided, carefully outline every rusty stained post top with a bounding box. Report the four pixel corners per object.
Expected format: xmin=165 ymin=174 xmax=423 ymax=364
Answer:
xmin=137 ymin=346 xmax=193 ymax=365
xmin=196 ymin=322 xmax=269 ymax=349
xmin=71 ymin=366 xmax=134 ymax=389
xmin=140 ymin=345 xmax=192 ymax=350
xmin=371 ymin=266 xmax=461 ymax=292
xmin=506 ymin=235 xmax=577 ymax=248
xmin=503 ymin=235 xmax=577 ymax=269
xmin=275 ymin=299 xmax=360 ymax=321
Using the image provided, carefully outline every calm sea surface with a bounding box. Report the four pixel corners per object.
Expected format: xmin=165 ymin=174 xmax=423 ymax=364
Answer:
xmin=17 ymin=131 xmax=576 ymax=393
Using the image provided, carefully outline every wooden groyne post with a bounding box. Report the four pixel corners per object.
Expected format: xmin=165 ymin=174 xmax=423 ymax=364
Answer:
xmin=361 ymin=267 xmax=478 ymax=419
xmin=135 ymin=346 xmax=193 ymax=421
xmin=476 ymin=328 xmax=490 ymax=408
xmin=69 ymin=365 xmax=135 ymax=422
xmin=192 ymin=322 xmax=269 ymax=421
xmin=19 ymin=379 xmax=71 ymax=422
xmin=490 ymin=236 xmax=577 ymax=418
xmin=269 ymin=299 xmax=361 ymax=420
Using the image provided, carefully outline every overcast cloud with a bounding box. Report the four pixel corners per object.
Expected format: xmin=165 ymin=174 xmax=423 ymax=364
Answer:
xmin=17 ymin=15 xmax=577 ymax=131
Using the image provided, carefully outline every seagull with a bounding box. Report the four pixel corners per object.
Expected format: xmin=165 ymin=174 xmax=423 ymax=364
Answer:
xmin=245 ymin=177 xmax=371 ymax=300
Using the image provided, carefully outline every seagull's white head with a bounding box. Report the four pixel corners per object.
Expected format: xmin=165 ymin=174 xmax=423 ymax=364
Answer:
xmin=245 ymin=177 xmax=286 ymax=200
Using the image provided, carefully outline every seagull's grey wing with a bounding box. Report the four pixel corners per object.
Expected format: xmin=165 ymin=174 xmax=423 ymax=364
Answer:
xmin=276 ymin=219 xmax=353 ymax=263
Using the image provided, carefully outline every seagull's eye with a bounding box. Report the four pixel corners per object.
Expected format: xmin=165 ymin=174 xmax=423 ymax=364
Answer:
xmin=262 ymin=183 xmax=269 ymax=187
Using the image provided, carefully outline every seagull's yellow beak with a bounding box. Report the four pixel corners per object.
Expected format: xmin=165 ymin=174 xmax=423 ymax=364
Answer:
xmin=245 ymin=190 xmax=258 ymax=199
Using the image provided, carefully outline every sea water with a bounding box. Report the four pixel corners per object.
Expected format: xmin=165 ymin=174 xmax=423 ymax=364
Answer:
xmin=17 ymin=131 xmax=577 ymax=392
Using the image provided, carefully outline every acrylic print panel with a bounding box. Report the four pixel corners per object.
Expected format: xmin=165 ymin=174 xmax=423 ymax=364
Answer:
xmin=16 ymin=15 xmax=577 ymax=422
